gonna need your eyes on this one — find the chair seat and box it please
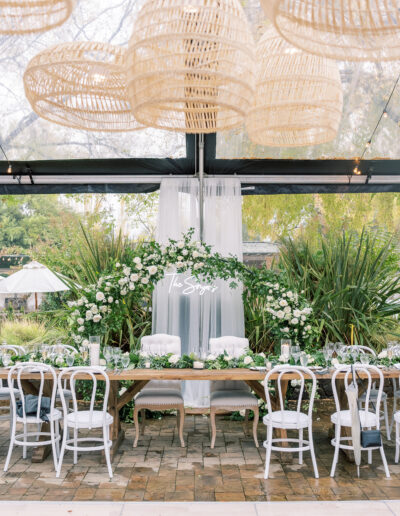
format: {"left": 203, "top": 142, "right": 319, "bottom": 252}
{"left": 331, "top": 409, "right": 377, "bottom": 427}
{"left": 66, "top": 410, "right": 113, "bottom": 428}
{"left": 263, "top": 410, "right": 309, "bottom": 429}
{"left": 210, "top": 390, "right": 258, "bottom": 408}
{"left": 16, "top": 408, "right": 62, "bottom": 424}
{"left": 135, "top": 389, "right": 184, "bottom": 406}
{"left": 359, "top": 389, "right": 387, "bottom": 401}
{"left": 0, "top": 387, "right": 20, "bottom": 398}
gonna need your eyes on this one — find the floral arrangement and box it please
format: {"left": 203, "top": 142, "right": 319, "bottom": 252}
{"left": 66, "top": 230, "right": 317, "bottom": 350}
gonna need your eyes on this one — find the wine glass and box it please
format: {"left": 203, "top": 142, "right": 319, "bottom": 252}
{"left": 291, "top": 345, "right": 301, "bottom": 364}
{"left": 360, "top": 354, "right": 370, "bottom": 366}
{"left": 66, "top": 353, "right": 74, "bottom": 367}
{"left": 300, "top": 352, "right": 309, "bottom": 367}
{"left": 2, "top": 353, "right": 11, "bottom": 367}
{"left": 121, "top": 354, "right": 130, "bottom": 369}
{"left": 323, "top": 347, "right": 330, "bottom": 366}
{"left": 81, "top": 345, "right": 89, "bottom": 364}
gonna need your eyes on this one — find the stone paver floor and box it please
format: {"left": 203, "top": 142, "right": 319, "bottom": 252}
{"left": 0, "top": 400, "right": 399, "bottom": 502}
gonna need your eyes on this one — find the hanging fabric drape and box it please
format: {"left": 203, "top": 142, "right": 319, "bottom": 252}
{"left": 152, "top": 177, "right": 244, "bottom": 407}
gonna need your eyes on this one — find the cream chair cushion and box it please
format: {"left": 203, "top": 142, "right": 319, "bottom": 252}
{"left": 209, "top": 336, "right": 250, "bottom": 393}
{"left": 140, "top": 334, "right": 182, "bottom": 392}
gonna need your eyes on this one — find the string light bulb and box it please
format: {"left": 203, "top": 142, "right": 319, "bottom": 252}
{"left": 366, "top": 141, "right": 371, "bottom": 148}
{"left": 383, "top": 111, "right": 388, "bottom": 118}
{"left": 6, "top": 164, "right": 11, "bottom": 174}
{"left": 353, "top": 166, "right": 361, "bottom": 175}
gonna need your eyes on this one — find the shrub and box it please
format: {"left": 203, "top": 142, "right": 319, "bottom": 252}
{"left": 0, "top": 317, "right": 64, "bottom": 349}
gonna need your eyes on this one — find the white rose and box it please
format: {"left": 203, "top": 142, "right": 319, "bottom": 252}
{"left": 177, "top": 241, "right": 184, "bottom": 249}
{"left": 82, "top": 339, "right": 89, "bottom": 346}
{"left": 130, "top": 273, "right": 139, "bottom": 282}
{"left": 307, "top": 355, "right": 315, "bottom": 364}
{"left": 279, "top": 355, "right": 288, "bottom": 363}
{"left": 56, "top": 357, "right": 64, "bottom": 366}
{"left": 78, "top": 326, "right": 85, "bottom": 332}
{"left": 276, "top": 310, "right": 285, "bottom": 319}
{"left": 282, "top": 327, "right": 289, "bottom": 333}
{"left": 148, "top": 265, "right": 158, "bottom": 275}
{"left": 139, "top": 350, "right": 149, "bottom": 358}
{"left": 177, "top": 256, "right": 183, "bottom": 261}
{"left": 293, "top": 310, "right": 301, "bottom": 318}
{"left": 207, "top": 353, "right": 216, "bottom": 361}
{"left": 100, "top": 305, "right": 108, "bottom": 313}
{"left": 224, "top": 355, "right": 232, "bottom": 362}
{"left": 168, "top": 354, "right": 180, "bottom": 365}
{"left": 284, "top": 306, "right": 291, "bottom": 314}
{"left": 243, "top": 356, "right": 253, "bottom": 365}
{"left": 77, "top": 317, "right": 84, "bottom": 325}
{"left": 77, "top": 298, "right": 84, "bottom": 306}
{"left": 116, "top": 262, "right": 120, "bottom": 267}
{"left": 118, "top": 278, "right": 127, "bottom": 286}
{"left": 176, "top": 262, "right": 184, "bottom": 269}
{"left": 91, "top": 305, "right": 98, "bottom": 314}
{"left": 133, "top": 257, "right": 141, "bottom": 264}
{"left": 279, "top": 300, "right": 288, "bottom": 307}
{"left": 378, "top": 349, "right": 388, "bottom": 359}
{"left": 108, "top": 296, "right": 113, "bottom": 303}
{"left": 291, "top": 318, "right": 299, "bottom": 325}
{"left": 93, "top": 314, "right": 102, "bottom": 323}
{"left": 141, "top": 278, "right": 149, "bottom": 285}
{"left": 129, "top": 283, "right": 135, "bottom": 290}
{"left": 192, "top": 251, "right": 199, "bottom": 258}
{"left": 332, "top": 358, "right": 339, "bottom": 366}
{"left": 120, "top": 289, "right": 127, "bottom": 295}
{"left": 194, "top": 262, "right": 203, "bottom": 270}
{"left": 258, "top": 352, "right": 266, "bottom": 358}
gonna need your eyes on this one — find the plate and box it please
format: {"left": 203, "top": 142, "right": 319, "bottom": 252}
{"left": 309, "top": 366, "right": 323, "bottom": 370}
{"left": 250, "top": 366, "right": 267, "bottom": 371}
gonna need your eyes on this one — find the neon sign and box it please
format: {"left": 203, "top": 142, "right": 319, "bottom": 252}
{"left": 165, "top": 273, "right": 218, "bottom": 296}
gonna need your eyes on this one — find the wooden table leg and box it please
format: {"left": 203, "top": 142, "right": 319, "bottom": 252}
{"left": 102, "top": 379, "right": 149, "bottom": 463}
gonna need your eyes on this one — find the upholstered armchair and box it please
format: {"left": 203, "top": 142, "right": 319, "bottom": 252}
{"left": 209, "top": 336, "right": 259, "bottom": 448}
{"left": 133, "top": 334, "right": 185, "bottom": 447}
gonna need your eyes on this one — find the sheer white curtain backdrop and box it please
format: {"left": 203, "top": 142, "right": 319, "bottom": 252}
{"left": 152, "top": 177, "right": 244, "bottom": 407}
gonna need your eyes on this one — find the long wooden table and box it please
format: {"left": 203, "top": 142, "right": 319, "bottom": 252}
{"left": 1, "top": 367, "right": 399, "bottom": 462}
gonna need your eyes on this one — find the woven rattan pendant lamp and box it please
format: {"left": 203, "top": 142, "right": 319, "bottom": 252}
{"left": 246, "top": 27, "right": 343, "bottom": 147}
{"left": 0, "top": 0, "right": 75, "bottom": 35}
{"left": 24, "top": 41, "right": 143, "bottom": 132}
{"left": 126, "top": 0, "right": 255, "bottom": 133}
{"left": 261, "top": 0, "right": 400, "bottom": 61}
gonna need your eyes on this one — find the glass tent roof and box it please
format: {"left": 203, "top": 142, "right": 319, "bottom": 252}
{"left": 0, "top": 0, "right": 400, "bottom": 162}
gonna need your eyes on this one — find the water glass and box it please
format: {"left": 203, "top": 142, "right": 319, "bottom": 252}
{"left": 300, "top": 352, "right": 308, "bottom": 367}
{"left": 323, "top": 348, "right": 330, "bottom": 365}
{"left": 360, "top": 354, "right": 370, "bottom": 365}
{"left": 2, "top": 353, "right": 11, "bottom": 367}
{"left": 66, "top": 353, "right": 74, "bottom": 367}
{"left": 121, "top": 355, "right": 130, "bottom": 369}
{"left": 292, "top": 345, "right": 301, "bottom": 364}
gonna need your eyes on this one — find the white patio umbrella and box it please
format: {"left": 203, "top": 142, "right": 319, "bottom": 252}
{"left": 0, "top": 261, "right": 69, "bottom": 309}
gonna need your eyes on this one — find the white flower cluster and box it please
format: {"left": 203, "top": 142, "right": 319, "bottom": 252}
{"left": 264, "top": 282, "right": 313, "bottom": 343}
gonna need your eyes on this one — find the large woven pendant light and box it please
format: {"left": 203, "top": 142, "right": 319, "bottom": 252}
{"left": 0, "top": 0, "right": 75, "bottom": 35}
{"left": 24, "top": 42, "right": 143, "bottom": 132}
{"left": 246, "top": 27, "right": 343, "bottom": 147}
{"left": 261, "top": 0, "right": 400, "bottom": 61}
{"left": 126, "top": 0, "right": 255, "bottom": 133}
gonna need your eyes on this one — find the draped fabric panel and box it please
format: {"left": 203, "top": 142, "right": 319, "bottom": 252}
{"left": 152, "top": 177, "right": 244, "bottom": 407}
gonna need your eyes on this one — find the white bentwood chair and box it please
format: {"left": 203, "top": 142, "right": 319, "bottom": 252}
{"left": 133, "top": 334, "right": 185, "bottom": 448}
{"left": 263, "top": 365, "right": 319, "bottom": 479}
{"left": 341, "top": 344, "right": 390, "bottom": 439}
{"left": 56, "top": 366, "right": 114, "bottom": 479}
{"left": 50, "top": 343, "right": 78, "bottom": 410}
{"left": 0, "top": 345, "right": 24, "bottom": 423}
{"left": 4, "top": 362, "right": 61, "bottom": 472}
{"left": 330, "top": 364, "right": 390, "bottom": 478}
{"left": 209, "top": 336, "right": 259, "bottom": 448}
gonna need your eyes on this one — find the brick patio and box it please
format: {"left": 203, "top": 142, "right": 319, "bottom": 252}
{"left": 0, "top": 399, "right": 399, "bottom": 502}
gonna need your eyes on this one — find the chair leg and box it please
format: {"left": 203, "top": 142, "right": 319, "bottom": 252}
{"left": 210, "top": 408, "right": 217, "bottom": 449}
{"left": 384, "top": 399, "right": 390, "bottom": 440}
{"left": 56, "top": 423, "right": 67, "bottom": 478}
{"left": 178, "top": 405, "right": 185, "bottom": 447}
{"left": 379, "top": 445, "right": 390, "bottom": 478}
{"left": 330, "top": 424, "right": 340, "bottom": 478}
{"left": 141, "top": 409, "right": 146, "bottom": 435}
{"left": 252, "top": 407, "right": 259, "bottom": 448}
{"left": 368, "top": 448, "right": 372, "bottom": 464}
{"left": 264, "top": 424, "right": 273, "bottom": 479}
{"left": 396, "top": 421, "right": 400, "bottom": 463}
{"left": 50, "top": 420, "right": 58, "bottom": 471}
{"left": 73, "top": 427, "right": 78, "bottom": 464}
{"left": 308, "top": 425, "right": 319, "bottom": 479}
{"left": 4, "top": 419, "right": 16, "bottom": 472}
{"left": 23, "top": 423, "right": 27, "bottom": 459}
{"left": 133, "top": 406, "right": 140, "bottom": 448}
{"left": 103, "top": 424, "right": 113, "bottom": 479}
{"left": 244, "top": 409, "right": 249, "bottom": 435}
{"left": 299, "top": 428, "right": 303, "bottom": 464}
{"left": 390, "top": 397, "right": 397, "bottom": 435}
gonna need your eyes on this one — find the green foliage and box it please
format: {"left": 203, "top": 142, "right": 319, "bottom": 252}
{"left": 0, "top": 317, "right": 64, "bottom": 349}
{"left": 279, "top": 227, "right": 400, "bottom": 350}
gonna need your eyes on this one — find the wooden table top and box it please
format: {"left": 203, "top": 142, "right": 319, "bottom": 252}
{"left": 0, "top": 366, "right": 399, "bottom": 382}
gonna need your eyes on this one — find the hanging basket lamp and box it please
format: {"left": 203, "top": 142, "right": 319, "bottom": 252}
{"left": 261, "top": 0, "right": 400, "bottom": 62}
{"left": 0, "top": 0, "right": 75, "bottom": 35}
{"left": 246, "top": 27, "right": 343, "bottom": 147}
{"left": 126, "top": 0, "right": 255, "bottom": 134}
{"left": 24, "top": 41, "right": 144, "bottom": 132}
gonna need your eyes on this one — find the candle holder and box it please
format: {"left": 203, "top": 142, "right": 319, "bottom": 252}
{"left": 280, "top": 339, "right": 292, "bottom": 360}
{"left": 89, "top": 336, "right": 101, "bottom": 366}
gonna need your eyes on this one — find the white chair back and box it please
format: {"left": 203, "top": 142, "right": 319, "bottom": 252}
{"left": 8, "top": 362, "right": 57, "bottom": 424}
{"left": 264, "top": 365, "right": 317, "bottom": 426}
{"left": 0, "top": 345, "right": 24, "bottom": 388}
{"left": 50, "top": 344, "right": 78, "bottom": 355}
{"left": 58, "top": 366, "right": 110, "bottom": 430}
{"left": 209, "top": 336, "right": 249, "bottom": 392}
{"left": 141, "top": 334, "right": 181, "bottom": 391}
{"left": 331, "top": 364, "right": 383, "bottom": 428}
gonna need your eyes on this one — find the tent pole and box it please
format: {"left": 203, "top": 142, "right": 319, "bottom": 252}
{"left": 198, "top": 134, "right": 205, "bottom": 241}
{"left": 35, "top": 292, "right": 38, "bottom": 311}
